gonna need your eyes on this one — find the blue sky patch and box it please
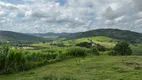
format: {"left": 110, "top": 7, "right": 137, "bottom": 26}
{"left": 56, "top": 0, "right": 67, "bottom": 5}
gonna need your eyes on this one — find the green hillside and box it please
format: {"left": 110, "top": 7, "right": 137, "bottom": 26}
{"left": 30, "top": 33, "right": 70, "bottom": 40}
{"left": 64, "top": 29, "right": 142, "bottom": 43}
{"left": 51, "top": 36, "right": 116, "bottom": 48}
{"left": 0, "top": 31, "right": 44, "bottom": 42}
{"left": 27, "top": 29, "right": 142, "bottom": 43}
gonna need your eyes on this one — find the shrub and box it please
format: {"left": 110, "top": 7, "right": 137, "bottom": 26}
{"left": 56, "top": 53, "right": 66, "bottom": 61}
{"left": 66, "top": 47, "right": 87, "bottom": 57}
{"left": 76, "top": 42, "right": 92, "bottom": 48}
{"left": 90, "top": 48, "right": 100, "bottom": 55}
{"left": 111, "top": 42, "right": 132, "bottom": 56}
{"left": 95, "top": 44, "right": 106, "bottom": 51}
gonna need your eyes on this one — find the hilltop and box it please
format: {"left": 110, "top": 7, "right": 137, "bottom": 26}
{"left": 0, "top": 31, "right": 44, "bottom": 42}
{"left": 1, "top": 29, "right": 142, "bottom": 44}
{"left": 31, "top": 29, "right": 142, "bottom": 43}
{"left": 64, "top": 29, "right": 142, "bottom": 43}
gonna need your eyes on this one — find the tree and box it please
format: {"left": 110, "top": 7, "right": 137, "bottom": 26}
{"left": 76, "top": 42, "right": 92, "bottom": 48}
{"left": 112, "top": 42, "right": 132, "bottom": 56}
{"left": 95, "top": 44, "right": 106, "bottom": 51}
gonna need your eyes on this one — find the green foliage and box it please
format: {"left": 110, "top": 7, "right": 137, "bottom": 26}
{"left": 95, "top": 44, "right": 106, "bottom": 51}
{"left": 90, "top": 48, "right": 100, "bottom": 55}
{"left": 111, "top": 42, "right": 132, "bottom": 56}
{"left": 103, "top": 50, "right": 113, "bottom": 56}
{"left": 76, "top": 42, "right": 92, "bottom": 48}
{"left": 66, "top": 47, "right": 88, "bottom": 57}
{"left": 130, "top": 44, "right": 142, "bottom": 55}
{"left": 1, "top": 56, "right": 142, "bottom": 80}
{"left": 0, "top": 45, "right": 65, "bottom": 74}
{"left": 1, "top": 44, "right": 9, "bottom": 54}
{"left": 0, "top": 45, "right": 10, "bottom": 72}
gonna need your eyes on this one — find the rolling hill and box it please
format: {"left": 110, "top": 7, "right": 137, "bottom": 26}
{"left": 63, "top": 29, "right": 142, "bottom": 43}
{"left": 1, "top": 29, "right": 142, "bottom": 43}
{"left": 0, "top": 31, "right": 44, "bottom": 42}
{"left": 30, "top": 32, "right": 70, "bottom": 40}
{"left": 30, "top": 29, "right": 142, "bottom": 43}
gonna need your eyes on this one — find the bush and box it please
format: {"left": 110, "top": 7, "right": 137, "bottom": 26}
{"left": 66, "top": 47, "right": 87, "bottom": 57}
{"left": 95, "top": 44, "right": 106, "bottom": 51}
{"left": 56, "top": 53, "right": 66, "bottom": 61}
{"left": 76, "top": 42, "right": 92, "bottom": 48}
{"left": 90, "top": 48, "right": 100, "bottom": 55}
{"left": 111, "top": 42, "right": 132, "bottom": 56}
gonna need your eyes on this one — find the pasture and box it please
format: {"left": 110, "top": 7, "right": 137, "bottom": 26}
{"left": 0, "top": 56, "right": 141, "bottom": 80}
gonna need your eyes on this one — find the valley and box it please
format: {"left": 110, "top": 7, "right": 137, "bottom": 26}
{"left": 0, "top": 29, "right": 142, "bottom": 80}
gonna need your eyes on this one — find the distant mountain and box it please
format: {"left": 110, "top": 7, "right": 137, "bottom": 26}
{"left": 32, "top": 32, "right": 70, "bottom": 37}
{"left": 63, "top": 29, "right": 142, "bottom": 43}
{"left": 0, "top": 31, "right": 44, "bottom": 42}
{"left": 30, "top": 32, "right": 70, "bottom": 40}
{"left": 5, "top": 29, "right": 141, "bottom": 43}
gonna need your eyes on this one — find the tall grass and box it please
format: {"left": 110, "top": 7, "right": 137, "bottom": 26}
{"left": 0, "top": 45, "right": 63, "bottom": 74}
{"left": 0, "top": 45, "right": 101, "bottom": 74}
{"left": 66, "top": 47, "right": 88, "bottom": 57}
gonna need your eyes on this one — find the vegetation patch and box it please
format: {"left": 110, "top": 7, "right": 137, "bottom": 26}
{"left": 66, "top": 47, "right": 88, "bottom": 57}
{"left": 110, "top": 42, "right": 132, "bottom": 56}
{"left": 121, "top": 59, "right": 142, "bottom": 70}
{"left": 41, "top": 75, "right": 77, "bottom": 80}
{"left": 0, "top": 45, "right": 66, "bottom": 74}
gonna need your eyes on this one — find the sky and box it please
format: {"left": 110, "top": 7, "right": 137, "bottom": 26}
{"left": 0, "top": 0, "right": 142, "bottom": 33}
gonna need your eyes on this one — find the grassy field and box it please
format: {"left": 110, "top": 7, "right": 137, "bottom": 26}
{"left": 30, "top": 36, "right": 142, "bottom": 55}
{"left": 0, "top": 56, "right": 141, "bottom": 80}
{"left": 131, "top": 44, "right": 142, "bottom": 55}
{"left": 31, "top": 36, "right": 116, "bottom": 48}
{"left": 1, "top": 36, "right": 140, "bottom": 80}
{"left": 62, "top": 36, "right": 116, "bottom": 47}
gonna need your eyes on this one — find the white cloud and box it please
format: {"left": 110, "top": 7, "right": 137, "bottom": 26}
{"left": 135, "top": 19, "right": 142, "bottom": 25}
{"left": 0, "top": 11, "right": 5, "bottom": 16}
{"left": 0, "top": 2, "right": 19, "bottom": 11}
{"left": 101, "top": 6, "right": 121, "bottom": 20}
{"left": 0, "top": 0, "right": 142, "bottom": 33}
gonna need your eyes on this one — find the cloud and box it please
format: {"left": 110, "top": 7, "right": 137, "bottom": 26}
{"left": 0, "top": 0, "right": 142, "bottom": 33}
{"left": 0, "top": 2, "right": 19, "bottom": 11}
{"left": 0, "top": 11, "right": 6, "bottom": 16}
{"left": 101, "top": 6, "right": 121, "bottom": 20}
{"left": 133, "top": 0, "right": 142, "bottom": 11}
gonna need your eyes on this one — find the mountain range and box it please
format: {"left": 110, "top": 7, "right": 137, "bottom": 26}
{"left": 0, "top": 29, "right": 142, "bottom": 43}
